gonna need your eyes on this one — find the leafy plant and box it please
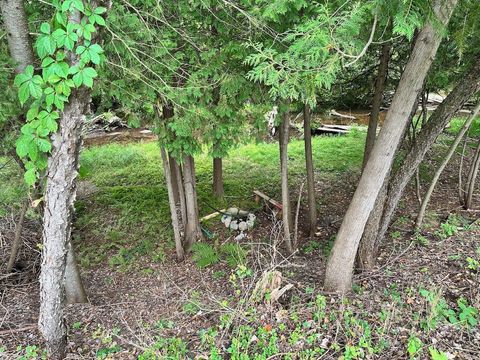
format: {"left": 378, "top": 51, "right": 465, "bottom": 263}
{"left": 466, "top": 257, "right": 479, "bottom": 271}
{"left": 407, "top": 335, "right": 423, "bottom": 358}
{"left": 220, "top": 243, "right": 247, "bottom": 268}
{"left": 191, "top": 243, "right": 220, "bottom": 268}
{"left": 14, "top": 0, "right": 106, "bottom": 185}
{"left": 429, "top": 347, "right": 448, "bottom": 360}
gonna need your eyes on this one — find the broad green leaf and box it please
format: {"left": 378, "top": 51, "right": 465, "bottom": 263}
{"left": 24, "top": 168, "right": 37, "bottom": 186}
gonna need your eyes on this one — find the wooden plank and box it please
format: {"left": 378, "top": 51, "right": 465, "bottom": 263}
{"left": 322, "top": 124, "right": 352, "bottom": 131}
{"left": 313, "top": 127, "right": 348, "bottom": 135}
{"left": 253, "top": 190, "right": 283, "bottom": 210}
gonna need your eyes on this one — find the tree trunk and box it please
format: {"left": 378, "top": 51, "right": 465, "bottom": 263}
{"left": 458, "top": 135, "right": 468, "bottom": 205}
{"left": 465, "top": 138, "right": 480, "bottom": 209}
{"left": 363, "top": 39, "right": 391, "bottom": 169}
{"left": 0, "top": 0, "right": 34, "bottom": 72}
{"left": 6, "top": 199, "right": 28, "bottom": 273}
{"left": 213, "top": 157, "right": 224, "bottom": 197}
{"left": 168, "top": 153, "right": 179, "bottom": 204}
{"left": 324, "top": 0, "right": 457, "bottom": 293}
{"left": 375, "top": 56, "right": 480, "bottom": 245}
{"left": 39, "top": 89, "right": 89, "bottom": 360}
{"left": 303, "top": 104, "right": 317, "bottom": 238}
{"left": 161, "top": 147, "right": 185, "bottom": 260}
{"left": 172, "top": 158, "right": 187, "bottom": 227}
{"left": 183, "top": 155, "right": 202, "bottom": 250}
{"left": 65, "top": 241, "right": 88, "bottom": 304}
{"left": 279, "top": 109, "right": 293, "bottom": 253}
{"left": 356, "top": 181, "right": 387, "bottom": 270}
{"left": 416, "top": 102, "right": 480, "bottom": 227}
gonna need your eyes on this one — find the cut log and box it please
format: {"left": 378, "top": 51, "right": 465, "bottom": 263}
{"left": 330, "top": 110, "right": 357, "bottom": 120}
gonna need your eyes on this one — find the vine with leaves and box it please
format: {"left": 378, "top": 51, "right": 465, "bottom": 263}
{"left": 14, "top": 0, "right": 106, "bottom": 186}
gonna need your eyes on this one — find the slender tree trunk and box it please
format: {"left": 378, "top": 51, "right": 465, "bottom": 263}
{"left": 458, "top": 135, "right": 468, "bottom": 205}
{"left": 0, "top": 0, "right": 34, "bottom": 72}
{"left": 161, "top": 147, "right": 185, "bottom": 260}
{"left": 173, "top": 158, "right": 187, "bottom": 227}
{"left": 168, "top": 153, "right": 179, "bottom": 204}
{"left": 324, "top": 0, "right": 457, "bottom": 293}
{"left": 183, "top": 155, "right": 202, "bottom": 250}
{"left": 39, "top": 89, "right": 90, "bottom": 359}
{"left": 465, "top": 138, "right": 480, "bottom": 209}
{"left": 375, "top": 57, "right": 480, "bottom": 246}
{"left": 65, "top": 241, "right": 88, "bottom": 304}
{"left": 6, "top": 199, "right": 28, "bottom": 273}
{"left": 363, "top": 39, "right": 391, "bottom": 169}
{"left": 416, "top": 102, "right": 480, "bottom": 227}
{"left": 213, "top": 157, "right": 224, "bottom": 197}
{"left": 303, "top": 104, "right": 317, "bottom": 238}
{"left": 279, "top": 109, "right": 293, "bottom": 253}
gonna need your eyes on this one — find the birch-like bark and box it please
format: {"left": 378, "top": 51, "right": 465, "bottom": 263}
{"left": 0, "top": 0, "right": 34, "bottom": 72}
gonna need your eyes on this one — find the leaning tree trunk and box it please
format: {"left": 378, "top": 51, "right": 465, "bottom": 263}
{"left": 363, "top": 39, "right": 391, "bottom": 169}
{"left": 279, "top": 109, "right": 293, "bottom": 253}
{"left": 303, "top": 104, "right": 317, "bottom": 238}
{"left": 324, "top": 0, "right": 457, "bottom": 293}
{"left": 0, "top": 0, "right": 34, "bottom": 72}
{"left": 6, "top": 199, "right": 28, "bottom": 273}
{"left": 39, "top": 89, "right": 90, "bottom": 359}
{"left": 161, "top": 147, "right": 185, "bottom": 260}
{"left": 2, "top": 0, "right": 34, "bottom": 274}
{"left": 64, "top": 241, "right": 88, "bottom": 303}
{"left": 183, "top": 155, "right": 202, "bottom": 250}
{"left": 465, "top": 138, "right": 480, "bottom": 209}
{"left": 374, "top": 56, "right": 480, "bottom": 245}
{"left": 213, "top": 156, "right": 224, "bottom": 197}
{"left": 416, "top": 102, "right": 480, "bottom": 228}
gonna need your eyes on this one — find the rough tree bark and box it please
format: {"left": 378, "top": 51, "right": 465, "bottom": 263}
{"left": 375, "top": 57, "right": 480, "bottom": 245}
{"left": 465, "top": 138, "right": 480, "bottom": 209}
{"left": 416, "top": 102, "right": 480, "bottom": 228}
{"left": 183, "top": 155, "right": 202, "bottom": 250}
{"left": 303, "top": 104, "right": 317, "bottom": 238}
{"left": 279, "top": 109, "right": 293, "bottom": 253}
{"left": 324, "top": 0, "right": 457, "bottom": 293}
{"left": 213, "top": 156, "right": 224, "bottom": 197}
{"left": 161, "top": 147, "right": 185, "bottom": 260}
{"left": 0, "top": 0, "right": 34, "bottom": 72}
{"left": 362, "top": 39, "right": 391, "bottom": 169}
{"left": 168, "top": 153, "right": 179, "bottom": 204}
{"left": 39, "top": 89, "right": 90, "bottom": 359}
{"left": 172, "top": 158, "right": 187, "bottom": 227}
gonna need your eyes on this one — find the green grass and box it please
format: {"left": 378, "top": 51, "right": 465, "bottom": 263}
{"left": 446, "top": 116, "right": 480, "bottom": 138}
{"left": 0, "top": 131, "right": 365, "bottom": 266}
{"left": 0, "top": 157, "right": 26, "bottom": 217}
{"left": 75, "top": 131, "right": 365, "bottom": 261}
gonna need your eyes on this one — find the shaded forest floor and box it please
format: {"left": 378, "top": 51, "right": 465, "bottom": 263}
{"left": 1, "top": 126, "right": 480, "bottom": 359}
